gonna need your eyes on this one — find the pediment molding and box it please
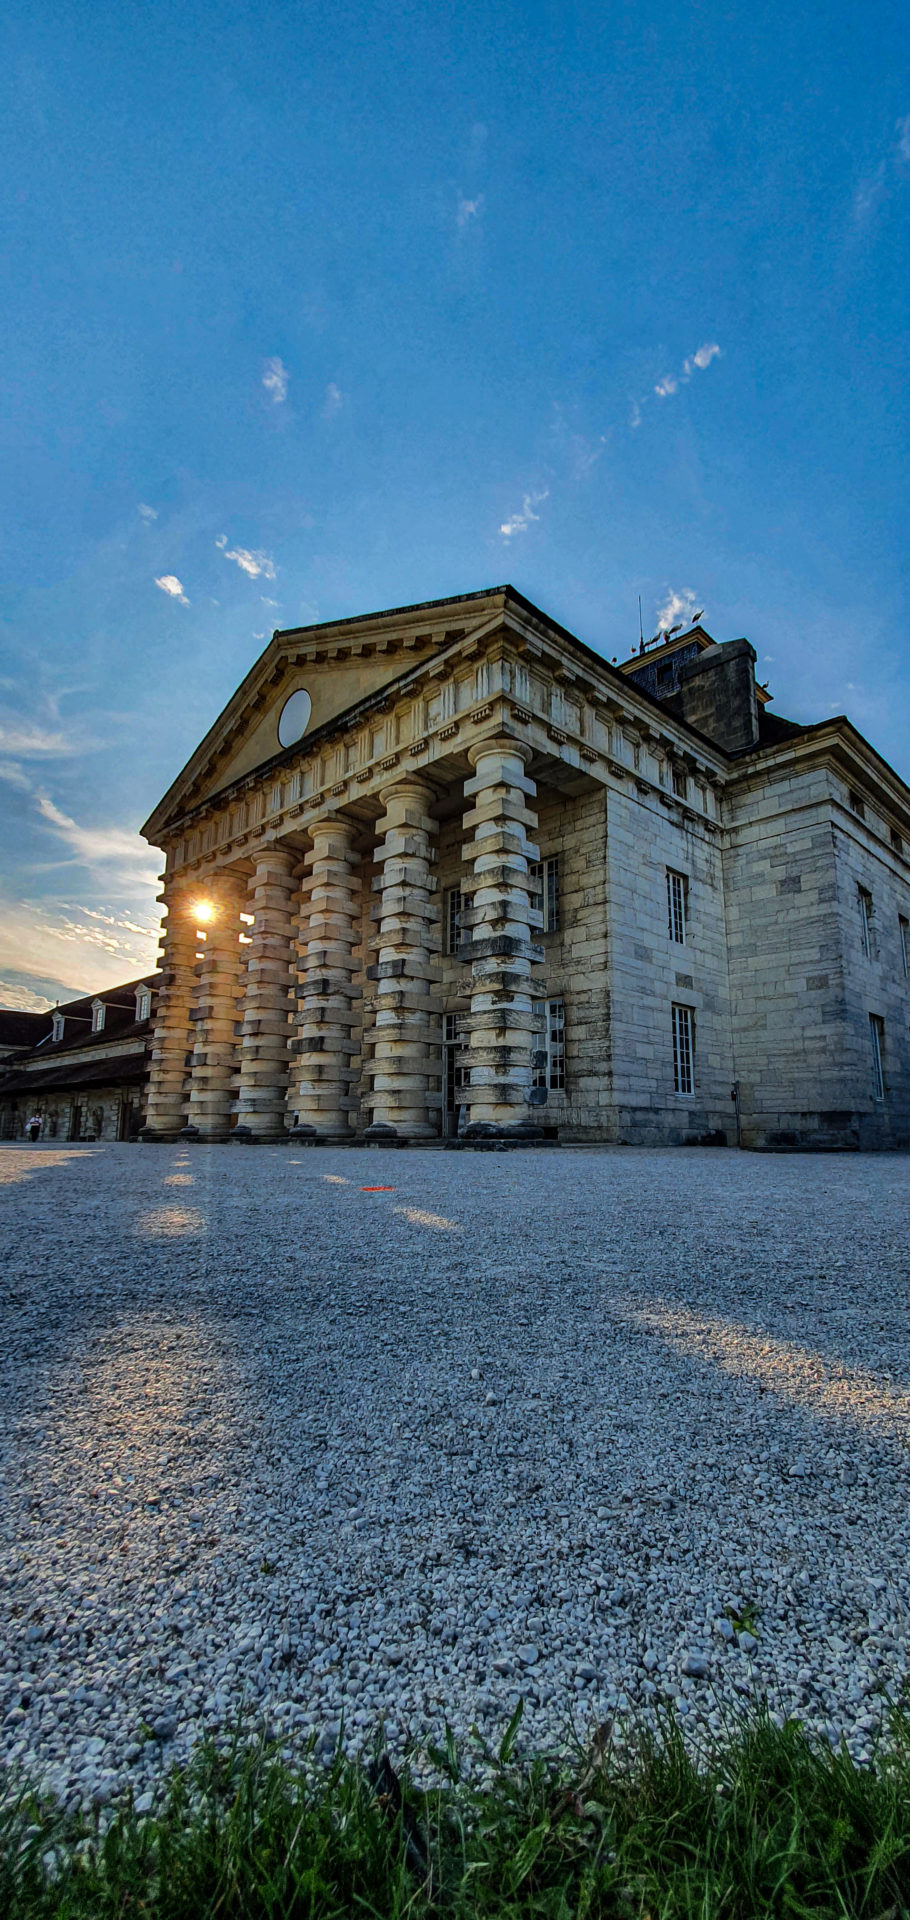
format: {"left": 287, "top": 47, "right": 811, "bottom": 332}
{"left": 142, "top": 592, "right": 511, "bottom": 842}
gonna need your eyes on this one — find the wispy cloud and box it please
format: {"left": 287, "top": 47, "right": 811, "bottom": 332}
{"left": 261, "top": 596, "right": 279, "bottom": 607}
{"left": 457, "top": 194, "right": 484, "bottom": 226}
{"left": 550, "top": 403, "right": 607, "bottom": 479}
{"left": 137, "top": 502, "right": 158, "bottom": 523}
{"left": 655, "top": 342, "right": 720, "bottom": 399}
{"left": 0, "top": 760, "right": 32, "bottom": 790}
{"left": 499, "top": 489, "right": 548, "bottom": 539}
{"left": 215, "top": 537, "right": 277, "bottom": 582}
{"left": 852, "top": 162, "right": 888, "bottom": 227}
{"left": 683, "top": 342, "right": 721, "bottom": 376}
{"left": 629, "top": 400, "right": 642, "bottom": 430}
{"left": 0, "top": 975, "right": 53, "bottom": 1013}
{"left": 852, "top": 116, "right": 910, "bottom": 229}
{"left": 655, "top": 587, "right": 703, "bottom": 632}
{"left": 262, "top": 356, "right": 289, "bottom": 404}
{"left": 322, "top": 382, "right": 343, "bottom": 420}
{"left": 0, "top": 891, "right": 160, "bottom": 999}
{"left": 0, "top": 723, "right": 74, "bottom": 758}
{"left": 34, "top": 791, "right": 161, "bottom": 883}
{"left": 155, "top": 574, "right": 189, "bottom": 604}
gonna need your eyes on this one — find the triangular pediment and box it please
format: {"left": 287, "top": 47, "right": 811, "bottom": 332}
{"left": 142, "top": 589, "right": 510, "bottom": 841}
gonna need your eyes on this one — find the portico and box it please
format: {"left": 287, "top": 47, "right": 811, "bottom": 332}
{"left": 145, "top": 736, "right": 553, "bottom": 1145}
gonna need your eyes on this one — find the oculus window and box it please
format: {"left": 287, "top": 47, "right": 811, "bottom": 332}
{"left": 277, "top": 688, "right": 312, "bottom": 748}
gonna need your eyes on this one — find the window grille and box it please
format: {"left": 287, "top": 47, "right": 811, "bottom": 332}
{"left": 92, "top": 1003, "right": 106, "bottom": 1034}
{"left": 532, "top": 998, "right": 566, "bottom": 1091}
{"left": 445, "top": 887, "right": 463, "bottom": 956}
{"left": 672, "top": 1003, "right": 694, "bottom": 1096}
{"left": 869, "top": 1014, "right": 885, "bottom": 1101}
{"left": 859, "top": 887, "right": 873, "bottom": 958}
{"left": 529, "top": 856, "right": 560, "bottom": 932}
{"left": 667, "top": 869, "right": 687, "bottom": 945}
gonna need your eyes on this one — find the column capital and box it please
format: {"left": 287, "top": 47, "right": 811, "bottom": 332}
{"left": 467, "top": 735, "right": 534, "bottom": 772}
{"left": 308, "top": 813, "right": 360, "bottom": 845}
{"left": 251, "top": 841, "right": 299, "bottom": 877}
{"left": 377, "top": 776, "right": 436, "bottom": 811}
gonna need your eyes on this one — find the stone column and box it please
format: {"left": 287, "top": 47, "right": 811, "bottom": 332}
{"left": 364, "top": 779, "right": 440, "bottom": 1142}
{"left": 184, "top": 871, "right": 247, "bottom": 1141}
{"left": 461, "top": 737, "right": 543, "bottom": 1138}
{"left": 141, "top": 880, "right": 198, "bottom": 1141}
{"left": 289, "top": 817, "right": 361, "bottom": 1143}
{"left": 234, "top": 845, "right": 297, "bottom": 1141}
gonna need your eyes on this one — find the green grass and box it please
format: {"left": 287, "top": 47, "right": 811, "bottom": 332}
{"left": 2, "top": 1703, "right": 910, "bottom": 1918}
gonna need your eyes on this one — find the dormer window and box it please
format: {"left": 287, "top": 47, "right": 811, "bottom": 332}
{"left": 136, "top": 987, "right": 152, "bottom": 1023}
{"left": 52, "top": 1012, "right": 65, "bottom": 1043}
{"left": 91, "top": 1000, "right": 106, "bottom": 1034}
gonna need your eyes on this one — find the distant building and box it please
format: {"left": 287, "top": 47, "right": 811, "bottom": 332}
{"left": 0, "top": 976, "right": 159, "bottom": 1141}
{"left": 123, "top": 585, "right": 910, "bottom": 1151}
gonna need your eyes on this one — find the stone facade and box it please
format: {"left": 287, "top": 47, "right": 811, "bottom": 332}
{"left": 133, "top": 587, "right": 910, "bottom": 1150}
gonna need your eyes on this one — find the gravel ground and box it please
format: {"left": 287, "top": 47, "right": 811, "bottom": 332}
{"left": 1, "top": 1140, "right": 909, "bottom": 1810}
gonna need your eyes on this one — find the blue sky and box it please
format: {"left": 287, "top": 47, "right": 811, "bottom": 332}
{"left": 2, "top": 0, "right": 908, "bottom": 1006}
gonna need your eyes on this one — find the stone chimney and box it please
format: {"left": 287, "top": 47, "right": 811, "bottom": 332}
{"left": 664, "top": 638, "right": 759, "bottom": 754}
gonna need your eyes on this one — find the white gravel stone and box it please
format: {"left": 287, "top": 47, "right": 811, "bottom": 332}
{"left": 0, "top": 1141, "right": 909, "bottom": 1803}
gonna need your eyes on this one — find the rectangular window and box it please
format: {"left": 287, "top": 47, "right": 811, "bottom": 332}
{"left": 900, "top": 916, "right": 909, "bottom": 979}
{"left": 672, "top": 1003, "right": 695, "bottom": 1096}
{"left": 849, "top": 788, "right": 866, "bottom": 819}
{"left": 529, "top": 855, "right": 560, "bottom": 932}
{"left": 672, "top": 765, "right": 688, "bottom": 800}
{"left": 532, "top": 998, "right": 566, "bottom": 1091}
{"left": 444, "top": 886, "right": 463, "bottom": 956}
{"left": 667, "top": 869, "right": 688, "bottom": 945}
{"left": 891, "top": 827, "right": 903, "bottom": 855}
{"left": 92, "top": 1004, "right": 106, "bottom": 1034}
{"left": 869, "top": 1014, "right": 885, "bottom": 1101}
{"left": 858, "top": 887, "right": 873, "bottom": 958}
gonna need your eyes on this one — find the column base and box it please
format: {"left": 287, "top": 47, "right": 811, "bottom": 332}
{"left": 460, "top": 1120, "right": 549, "bottom": 1149}
{"left": 361, "top": 1122, "right": 412, "bottom": 1148}
{"left": 139, "top": 1127, "right": 185, "bottom": 1144}
{"left": 231, "top": 1127, "right": 291, "bottom": 1145}
{"left": 179, "top": 1125, "right": 231, "bottom": 1143}
{"left": 289, "top": 1125, "right": 356, "bottom": 1146}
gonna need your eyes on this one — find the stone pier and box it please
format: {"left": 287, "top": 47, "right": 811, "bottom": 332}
{"left": 184, "top": 872, "right": 247, "bottom": 1141}
{"left": 365, "top": 780, "right": 440, "bottom": 1142}
{"left": 141, "top": 881, "right": 199, "bottom": 1140}
{"left": 289, "top": 817, "right": 361, "bottom": 1143}
{"left": 234, "top": 845, "right": 298, "bottom": 1141}
{"left": 461, "top": 737, "right": 543, "bottom": 1138}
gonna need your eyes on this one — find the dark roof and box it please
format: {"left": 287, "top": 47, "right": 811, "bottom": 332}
{"left": 0, "top": 1051, "right": 148, "bottom": 1097}
{"left": 37, "top": 975, "right": 160, "bottom": 1058}
{"left": 0, "top": 1010, "right": 53, "bottom": 1049}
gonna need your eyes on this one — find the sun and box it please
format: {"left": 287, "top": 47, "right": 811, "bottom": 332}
{"left": 192, "top": 900, "right": 216, "bottom": 924}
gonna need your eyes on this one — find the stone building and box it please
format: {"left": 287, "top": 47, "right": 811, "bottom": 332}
{"left": 138, "top": 586, "right": 910, "bottom": 1151}
{"left": 0, "top": 977, "right": 159, "bottom": 1141}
